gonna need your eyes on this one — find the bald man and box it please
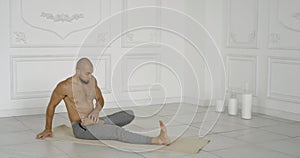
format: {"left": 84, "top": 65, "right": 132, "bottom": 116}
{"left": 36, "top": 58, "right": 170, "bottom": 145}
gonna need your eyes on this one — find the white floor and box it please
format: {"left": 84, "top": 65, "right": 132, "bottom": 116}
{"left": 1, "top": 103, "right": 300, "bottom": 158}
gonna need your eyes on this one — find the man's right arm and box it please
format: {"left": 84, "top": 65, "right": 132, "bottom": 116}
{"left": 36, "top": 82, "right": 66, "bottom": 139}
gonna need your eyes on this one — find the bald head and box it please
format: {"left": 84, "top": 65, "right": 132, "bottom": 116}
{"left": 75, "top": 58, "right": 94, "bottom": 84}
{"left": 76, "top": 58, "right": 93, "bottom": 70}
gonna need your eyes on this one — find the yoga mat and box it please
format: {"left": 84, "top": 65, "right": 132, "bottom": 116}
{"left": 45, "top": 124, "right": 210, "bottom": 154}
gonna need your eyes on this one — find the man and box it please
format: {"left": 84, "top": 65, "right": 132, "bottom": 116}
{"left": 36, "top": 58, "right": 170, "bottom": 145}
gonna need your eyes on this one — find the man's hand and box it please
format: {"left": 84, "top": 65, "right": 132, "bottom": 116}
{"left": 87, "top": 109, "right": 100, "bottom": 124}
{"left": 80, "top": 109, "right": 105, "bottom": 126}
{"left": 36, "top": 129, "right": 52, "bottom": 139}
{"left": 81, "top": 117, "right": 105, "bottom": 126}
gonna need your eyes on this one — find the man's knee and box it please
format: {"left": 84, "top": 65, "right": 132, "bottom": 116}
{"left": 124, "top": 110, "right": 135, "bottom": 121}
{"left": 125, "top": 109, "right": 134, "bottom": 116}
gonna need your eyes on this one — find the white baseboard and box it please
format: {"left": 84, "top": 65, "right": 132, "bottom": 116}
{"left": 0, "top": 97, "right": 182, "bottom": 117}
{"left": 182, "top": 96, "right": 208, "bottom": 106}
{"left": 185, "top": 97, "right": 300, "bottom": 122}
{"left": 253, "top": 106, "right": 300, "bottom": 122}
{"left": 0, "top": 105, "right": 67, "bottom": 117}
{"left": 103, "top": 97, "right": 182, "bottom": 109}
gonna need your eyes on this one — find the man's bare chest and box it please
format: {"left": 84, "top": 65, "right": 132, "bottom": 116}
{"left": 70, "top": 84, "right": 96, "bottom": 103}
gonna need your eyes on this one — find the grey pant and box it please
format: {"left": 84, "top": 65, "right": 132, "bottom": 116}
{"left": 72, "top": 110, "right": 152, "bottom": 144}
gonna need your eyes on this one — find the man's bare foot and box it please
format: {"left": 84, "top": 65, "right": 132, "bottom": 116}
{"left": 152, "top": 120, "right": 171, "bottom": 145}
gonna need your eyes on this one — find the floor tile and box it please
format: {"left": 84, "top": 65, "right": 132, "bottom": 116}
{"left": 15, "top": 114, "right": 70, "bottom": 133}
{"left": 175, "top": 112, "right": 206, "bottom": 125}
{"left": 218, "top": 114, "right": 281, "bottom": 128}
{"left": 0, "top": 130, "right": 36, "bottom": 146}
{"left": 259, "top": 114, "right": 297, "bottom": 124}
{"left": 182, "top": 151, "right": 221, "bottom": 158}
{"left": 213, "top": 144, "right": 296, "bottom": 158}
{"left": 0, "top": 150, "right": 38, "bottom": 158}
{"left": 294, "top": 136, "right": 300, "bottom": 142}
{"left": 0, "top": 117, "right": 30, "bottom": 133}
{"left": 202, "top": 134, "right": 248, "bottom": 152}
{"left": 0, "top": 141, "right": 68, "bottom": 158}
{"left": 51, "top": 141, "right": 106, "bottom": 154}
{"left": 256, "top": 138, "right": 300, "bottom": 157}
{"left": 258, "top": 123, "right": 300, "bottom": 137}
{"left": 291, "top": 121, "right": 300, "bottom": 126}
{"left": 1, "top": 104, "right": 300, "bottom": 158}
{"left": 72, "top": 149, "right": 143, "bottom": 158}
{"left": 141, "top": 150, "right": 189, "bottom": 158}
{"left": 133, "top": 104, "right": 175, "bottom": 117}
{"left": 201, "top": 120, "right": 250, "bottom": 134}
{"left": 180, "top": 125, "right": 202, "bottom": 137}
{"left": 220, "top": 128, "right": 290, "bottom": 143}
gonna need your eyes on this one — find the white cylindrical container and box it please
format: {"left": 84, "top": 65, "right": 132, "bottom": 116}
{"left": 228, "top": 98, "right": 237, "bottom": 115}
{"left": 242, "top": 94, "right": 252, "bottom": 119}
{"left": 216, "top": 100, "right": 224, "bottom": 112}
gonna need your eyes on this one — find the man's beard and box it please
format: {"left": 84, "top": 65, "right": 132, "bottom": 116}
{"left": 79, "top": 77, "right": 89, "bottom": 84}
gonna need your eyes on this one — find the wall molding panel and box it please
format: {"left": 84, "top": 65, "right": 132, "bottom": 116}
{"left": 93, "top": 55, "right": 112, "bottom": 94}
{"left": 269, "top": 0, "right": 300, "bottom": 49}
{"left": 121, "top": 53, "right": 161, "bottom": 92}
{"left": 10, "top": 0, "right": 111, "bottom": 47}
{"left": 11, "top": 55, "right": 111, "bottom": 99}
{"left": 267, "top": 57, "right": 300, "bottom": 103}
{"left": 226, "top": 0, "right": 258, "bottom": 48}
{"left": 121, "top": 0, "right": 161, "bottom": 48}
{"left": 226, "top": 55, "right": 258, "bottom": 96}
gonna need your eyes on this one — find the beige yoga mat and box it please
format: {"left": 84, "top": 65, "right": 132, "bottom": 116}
{"left": 45, "top": 124, "right": 209, "bottom": 154}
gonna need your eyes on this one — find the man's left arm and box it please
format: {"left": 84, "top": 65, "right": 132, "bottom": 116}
{"left": 87, "top": 79, "right": 104, "bottom": 123}
{"left": 94, "top": 83, "right": 104, "bottom": 112}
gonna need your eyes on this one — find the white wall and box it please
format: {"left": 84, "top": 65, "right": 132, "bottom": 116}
{"left": 183, "top": 0, "right": 300, "bottom": 121}
{"left": 1, "top": 0, "right": 299, "bottom": 121}
{"left": 204, "top": 0, "right": 300, "bottom": 121}
{"left": 0, "top": 0, "right": 188, "bottom": 117}
{"left": 182, "top": 0, "right": 207, "bottom": 104}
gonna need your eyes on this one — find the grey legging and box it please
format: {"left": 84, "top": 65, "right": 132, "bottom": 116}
{"left": 72, "top": 110, "right": 152, "bottom": 144}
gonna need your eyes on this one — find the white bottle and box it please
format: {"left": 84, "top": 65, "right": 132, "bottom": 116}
{"left": 241, "top": 83, "right": 252, "bottom": 119}
{"left": 228, "top": 91, "right": 237, "bottom": 115}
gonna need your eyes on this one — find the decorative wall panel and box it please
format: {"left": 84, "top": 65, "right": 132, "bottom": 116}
{"left": 10, "top": 0, "right": 111, "bottom": 47}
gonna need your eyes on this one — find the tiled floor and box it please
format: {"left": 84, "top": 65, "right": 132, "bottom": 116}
{"left": 1, "top": 103, "right": 300, "bottom": 158}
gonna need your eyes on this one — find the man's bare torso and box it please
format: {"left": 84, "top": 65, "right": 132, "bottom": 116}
{"left": 60, "top": 76, "right": 97, "bottom": 124}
